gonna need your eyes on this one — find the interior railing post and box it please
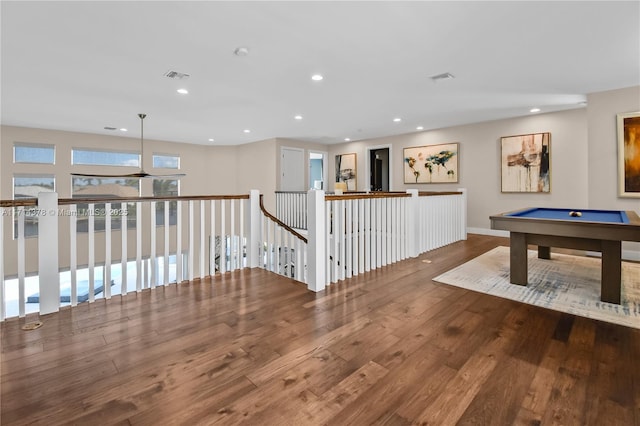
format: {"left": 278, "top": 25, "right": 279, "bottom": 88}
{"left": 406, "top": 189, "right": 419, "bottom": 258}
{"left": 0, "top": 209, "right": 5, "bottom": 321}
{"left": 37, "top": 192, "right": 60, "bottom": 315}
{"left": 307, "top": 189, "right": 326, "bottom": 292}
{"left": 247, "top": 190, "right": 261, "bottom": 268}
{"left": 458, "top": 188, "right": 468, "bottom": 241}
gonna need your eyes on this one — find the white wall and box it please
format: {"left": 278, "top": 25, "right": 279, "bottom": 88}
{"left": 329, "top": 108, "right": 590, "bottom": 230}
{"left": 587, "top": 86, "right": 640, "bottom": 254}
{"left": 0, "top": 126, "right": 238, "bottom": 275}
{"left": 2, "top": 85, "right": 639, "bottom": 272}
{"left": 236, "top": 138, "right": 277, "bottom": 212}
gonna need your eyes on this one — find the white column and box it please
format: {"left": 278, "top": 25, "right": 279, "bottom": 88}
{"left": 0, "top": 210, "right": 5, "bottom": 320}
{"left": 457, "top": 188, "right": 468, "bottom": 240}
{"left": 247, "top": 190, "right": 261, "bottom": 268}
{"left": 405, "top": 189, "right": 419, "bottom": 258}
{"left": 307, "top": 189, "right": 326, "bottom": 292}
{"left": 38, "top": 192, "right": 60, "bottom": 315}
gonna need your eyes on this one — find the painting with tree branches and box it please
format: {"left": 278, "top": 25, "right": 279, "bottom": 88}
{"left": 403, "top": 143, "right": 459, "bottom": 184}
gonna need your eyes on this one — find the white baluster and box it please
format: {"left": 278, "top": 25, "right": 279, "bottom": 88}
{"left": 150, "top": 201, "right": 156, "bottom": 288}
{"left": 164, "top": 200, "right": 170, "bottom": 285}
{"left": 176, "top": 200, "right": 183, "bottom": 282}
{"left": 136, "top": 203, "right": 142, "bottom": 291}
{"left": 104, "top": 202, "right": 112, "bottom": 299}
{"left": 69, "top": 204, "right": 77, "bottom": 306}
{"left": 88, "top": 203, "right": 95, "bottom": 302}
{"left": 120, "top": 203, "right": 127, "bottom": 295}
{"left": 17, "top": 208, "right": 25, "bottom": 317}
{"left": 200, "top": 200, "right": 205, "bottom": 279}
{"left": 220, "top": 199, "right": 226, "bottom": 274}
{"left": 188, "top": 200, "right": 194, "bottom": 281}
{"left": 345, "top": 199, "right": 352, "bottom": 279}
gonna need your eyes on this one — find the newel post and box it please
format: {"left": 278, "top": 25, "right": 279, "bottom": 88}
{"left": 307, "top": 189, "right": 326, "bottom": 292}
{"left": 247, "top": 190, "right": 261, "bottom": 268}
{"left": 38, "top": 192, "right": 60, "bottom": 315}
{"left": 457, "top": 188, "right": 468, "bottom": 240}
{"left": 406, "top": 189, "right": 419, "bottom": 258}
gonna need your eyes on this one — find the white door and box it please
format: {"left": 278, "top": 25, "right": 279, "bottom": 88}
{"left": 281, "top": 147, "right": 305, "bottom": 191}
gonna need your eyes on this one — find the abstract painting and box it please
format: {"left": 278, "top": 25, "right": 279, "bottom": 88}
{"left": 617, "top": 112, "right": 640, "bottom": 198}
{"left": 501, "top": 133, "right": 550, "bottom": 193}
{"left": 335, "top": 153, "right": 357, "bottom": 191}
{"left": 403, "top": 143, "right": 459, "bottom": 184}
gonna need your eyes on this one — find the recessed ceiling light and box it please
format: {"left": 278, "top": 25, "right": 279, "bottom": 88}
{"left": 530, "top": 108, "right": 541, "bottom": 113}
{"left": 243, "top": 129, "right": 251, "bottom": 133}
{"left": 311, "top": 74, "right": 324, "bottom": 81}
{"left": 119, "top": 128, "right": 127, "bottom": 132}
{"left": 177, "top": 88, "right": 189, "bottom": 95}
{"left": 294, "top": 115, "right": 303, "bottom": 120}
{"left": 344, "top": 138, "right": 351, "bottom": 141}
{"left": 208, "top": 138, "right": 214, "bottom": 142}
{"left": 416, "top": 126, "right": 424, "bottom": 130}
{"left": 430, "top": 72, "right": 455, "bottom": 82}
{"left": 393, "top": 118, "right": 402, "bottom": 122}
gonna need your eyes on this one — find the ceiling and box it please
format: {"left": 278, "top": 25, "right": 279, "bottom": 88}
{"left": 2, "top": 1, "right": 639, "bottom": 146}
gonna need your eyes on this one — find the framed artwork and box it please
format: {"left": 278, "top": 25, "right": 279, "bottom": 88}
{"left": 335, "top": 153, "right": 357, "bottom": 191}
{"left": 617, "top": 111, "right": 640, "bottom": 198}
{"left": 403, "top": 143, "right": 459, "bottom": 184}
{"left": 501, "top": 133, "right": 550, "bottom": 193}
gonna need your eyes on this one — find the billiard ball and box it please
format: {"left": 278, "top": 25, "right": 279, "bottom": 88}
{"left": 569, "top": 211, "right": 582, "bottom": 217}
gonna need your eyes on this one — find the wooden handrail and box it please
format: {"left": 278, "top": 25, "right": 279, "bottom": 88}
{"left": 325, "top": 192, "right": 411, "bottom": 201}
{"left": 0, "top": 194, "right": 249, "bottom": 208}
{"left": 418, "top": 191, "right": 463, "bottom": 197}
{"left": 259, "top": 195, "right": 308, "bottom": 243}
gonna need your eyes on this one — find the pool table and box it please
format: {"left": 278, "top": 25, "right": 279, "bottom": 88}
{"left": 490, "top": 207, "right": 640, "bottom": 304}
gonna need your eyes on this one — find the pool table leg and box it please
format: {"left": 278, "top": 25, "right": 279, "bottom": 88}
{"left": 601, "top": 240, "right": 621, "bottom": 304}
{"left": 510, "top": 232, "right": 528, "bottom": 286}
{"left": 538, "top": 246, "right": 551, "bottom": 259}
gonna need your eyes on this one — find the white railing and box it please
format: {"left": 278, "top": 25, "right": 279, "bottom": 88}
{"left": 413, "top": 190, "right": 468, "bottom": 254}
{"left": 0, "top": 189, "right": 467, "bottom": 320}
{"left": 259, "top": 194, "right": 308, "bottom": 283}
{"left": 275, "top": 191, "right": 308, "bottom": 230}
{"left": 0, "top": 193, "right": 253, "bottom": 320}
{"left": 305, "top": 189, "right": 467, "bottom": 291}
{"left": 324, "top": 193, "right": 409, "bottom": 284}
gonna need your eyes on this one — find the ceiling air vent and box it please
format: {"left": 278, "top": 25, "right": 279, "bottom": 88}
{"left": 104, "top": 126, "right": 117, "bottom": 131}
{"left": 430, "top": 72, "right": 455, "bottom": 82}
{"left": 164, "top": 70, "right": 190, "bottom": 79}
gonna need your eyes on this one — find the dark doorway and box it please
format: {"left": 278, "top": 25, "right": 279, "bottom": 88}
{"left": 369, "top": 148, "right": 389, "bottom": 191}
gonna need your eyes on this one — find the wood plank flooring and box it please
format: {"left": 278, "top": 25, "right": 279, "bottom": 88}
{"left": 2, "top": 234, "right": 640, "bottom": 425}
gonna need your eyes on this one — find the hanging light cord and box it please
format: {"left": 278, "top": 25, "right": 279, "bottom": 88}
{"left": 138, "top": 113, "right": 147, "bottom": 174}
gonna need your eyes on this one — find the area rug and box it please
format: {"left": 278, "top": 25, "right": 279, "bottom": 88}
{"left": 433, "top": 246, "right": 640, "bottom": 329}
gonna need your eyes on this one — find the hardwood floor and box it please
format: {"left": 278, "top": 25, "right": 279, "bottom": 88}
{"left": 2, "top": 234, "right": 639, "bottom": 425}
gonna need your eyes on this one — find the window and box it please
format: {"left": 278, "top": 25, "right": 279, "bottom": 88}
{"left": 72, "top": 148, "right": 139, "bottom": 167}
{"left": 13, "top": 174, "right": 56, "bottom": 238}
{"left": 153, "top": 179, "right": 179, "bottom": 226}
{"left": 14, "top": 142, "right": 55, "bottom": 164}
{"left": 153, "top": 154, "right": 180, "bottom": 169}
{"left": 72, "top": 177, "right": 139, "bottom": 232}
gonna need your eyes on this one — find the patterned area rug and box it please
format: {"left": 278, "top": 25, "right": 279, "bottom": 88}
{"left": 433, "top": 246, "right": 640, "bottom": 329}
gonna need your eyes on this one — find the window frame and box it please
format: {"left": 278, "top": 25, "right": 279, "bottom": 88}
{"left": 13, "top": 142, "right": 56, "bottom": 165}
{"left": 71, "top": 147, "right": 140, "bottom": 168}
{"left": 152, "top": 153, "right": 181, "bottom": 169}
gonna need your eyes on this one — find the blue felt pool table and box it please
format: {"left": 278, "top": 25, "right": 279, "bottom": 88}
{"left": 490, "top": 207, "right": 640, "bottom": 304}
